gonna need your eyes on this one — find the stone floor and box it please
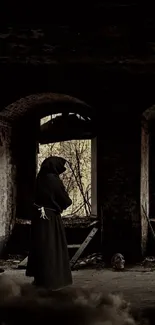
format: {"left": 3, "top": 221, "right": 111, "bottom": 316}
{"left": 2, "top": 266, "right": 155, "bottom": 310}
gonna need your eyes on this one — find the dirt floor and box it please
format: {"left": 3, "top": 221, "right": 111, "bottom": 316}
{"left": 2, "top": 266, "right": 155, "bottom": 311}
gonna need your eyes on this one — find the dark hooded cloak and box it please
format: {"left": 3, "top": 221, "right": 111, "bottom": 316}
{"left": 26, "top": 156, "right": 72, "bottom": 290}
{"left": 35, "top": 156, "right": 72, "bottom": 213}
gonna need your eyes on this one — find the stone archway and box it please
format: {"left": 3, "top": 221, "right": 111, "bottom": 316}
{"left": 0, "top": 92, "right": 95, "bottom": 256}
{"left": 0, "top": 93, "right": 92, "bottom": 123}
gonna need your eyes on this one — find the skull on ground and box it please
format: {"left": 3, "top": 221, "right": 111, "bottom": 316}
{"left": 111, "top": 253, "right": 125, "bottom": 270}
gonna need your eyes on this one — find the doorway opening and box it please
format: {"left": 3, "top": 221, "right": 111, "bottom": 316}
{"left": 38, "top": 114, "right": 97, "bottom": 220}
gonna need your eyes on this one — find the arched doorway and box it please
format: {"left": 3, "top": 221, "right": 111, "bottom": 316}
{"left": 0, "top": 92, "right": 97, "bottom": 256}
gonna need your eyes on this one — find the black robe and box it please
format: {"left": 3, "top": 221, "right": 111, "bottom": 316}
{"left": 26, "top": 156, "right": 72, "bottom": 290}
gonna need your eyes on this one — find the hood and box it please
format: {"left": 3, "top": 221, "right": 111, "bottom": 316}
{"left": 40, "top": 156, "right": 67, "bottom": 175}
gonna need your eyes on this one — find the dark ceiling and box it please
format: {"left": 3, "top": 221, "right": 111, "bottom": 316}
{"left": 0, "top": 2, "right": 155, "bottom": 116}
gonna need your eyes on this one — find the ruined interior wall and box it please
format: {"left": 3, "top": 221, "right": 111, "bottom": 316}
{"left": 98, "top": 113, "right": 141, "bottom": 262}
{"left": 140, "top": 118, "right": 149, "bottom": 256}
{"left": 12, "top": 118, "right": 38, "bottom": 221}
{"left": 147, "top": 121, "right": 155, "bottom": 254}
{"left": 148, "top": 122, "right": 155, "bottom": 219}
{"left": 0, "top": 121, "right": 15, "bottom": 254}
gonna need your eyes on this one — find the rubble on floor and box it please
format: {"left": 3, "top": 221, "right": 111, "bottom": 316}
{"left": 72, "top": 252, "right": 104, "bottom": 270}
{"left": 0, "top": 255, "right": 24, "bottom": 271}
{"left": 0, "top": 253, "right": 104, "bottom": 272}
{"left": 141, "top": 256, "right": 155, "bottom": 269}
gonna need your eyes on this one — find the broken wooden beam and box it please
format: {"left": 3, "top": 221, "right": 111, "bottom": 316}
{"left": 68, "top": 244, "right": 81, "bottom": 248}
{"left": 18, "top": 256, "right": 28, "bottom": 269}
{"left": 70, "top": 226, "right": 98, "bottom": 269}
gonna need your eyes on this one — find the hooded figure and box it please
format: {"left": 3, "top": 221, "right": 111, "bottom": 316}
{"left": 26, "top": 156, "right": 72, "bottom": 290}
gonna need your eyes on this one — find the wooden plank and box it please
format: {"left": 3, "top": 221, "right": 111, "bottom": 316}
{"left": 87, "top": 220, "right": 98, "bottom": 228}
{"left": 70, "top": 226, "right": 98, "bottom": 268}
{"left": 18, "top": 256, "right": 28, "bottom": 269}
{"left": 68, "top": 244, "right": 80, "bottom": 248}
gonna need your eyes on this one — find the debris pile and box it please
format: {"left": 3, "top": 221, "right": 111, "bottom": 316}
{"left": 0, "top": 255, "right": 24, "bottom": 271}
{"left": 73, "top": 253, "right": 104, "bottom": 270}
{"left": 142, "top": 256, "right": 155, "bottom": 269}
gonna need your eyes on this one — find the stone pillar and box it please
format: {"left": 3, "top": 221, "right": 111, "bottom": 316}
{"left": 0, "top": 120, "right": 14, "bottom": 254}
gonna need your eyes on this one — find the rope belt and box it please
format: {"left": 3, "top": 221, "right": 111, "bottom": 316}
{"left": 34, "top": 203, "right": 57, "bottom": 220}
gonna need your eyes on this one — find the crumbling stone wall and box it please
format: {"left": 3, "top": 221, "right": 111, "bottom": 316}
{"left": 0, "top": 121, "right": 15, "bottom": 254}
{"left": 12, "top": 118, "right": 38, "bottom": 221}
